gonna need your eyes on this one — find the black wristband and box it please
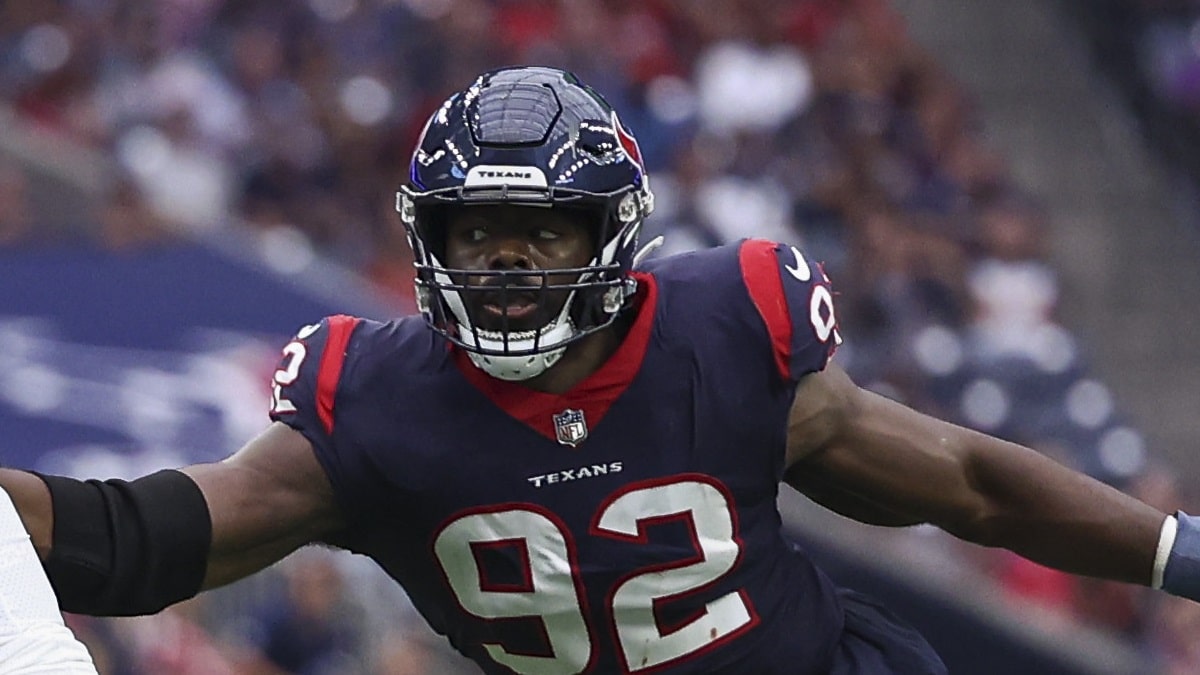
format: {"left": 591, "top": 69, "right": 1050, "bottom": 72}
{"left": 37, "top": 469, "right": 212, "bottom": 616}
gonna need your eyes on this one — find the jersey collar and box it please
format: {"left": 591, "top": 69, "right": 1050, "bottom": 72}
{"left": 453, "top": 271, "right": 657, "bottom": 443}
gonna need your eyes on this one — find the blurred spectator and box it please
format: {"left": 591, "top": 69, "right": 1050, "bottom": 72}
{"left": 1153, "top": 595, "right": 1200, "bottom": 675}
{"left": 966, "top": 194, "right": 1058, "bottom": 357}
{"left": 98, "top": 176, "right": 174, "bottom": 250}
{"left": 64, "top": 614, "right": 135, "bottom": 675}
{"left": 1061, "top": 0, "right": 1200, "bottom": 223}
{"left": 240, "top": 548, "right": 365, "bottom": 675}
{"left": 116, "top": 106, "right": 234, "bottom": 233}
{"left": 124, "top": 596, "right": 241, "bottom": 675}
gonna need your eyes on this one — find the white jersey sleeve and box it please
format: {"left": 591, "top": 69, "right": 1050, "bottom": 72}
{"left": 0, "top": 487, "right": 98, "bottom": 674}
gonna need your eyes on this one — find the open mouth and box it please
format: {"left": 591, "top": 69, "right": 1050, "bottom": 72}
{"left": 473, "top": 287, "right": 547, "bottom": 329}
{"left": 482, "top": 298, "right": 538, "bottom": 320}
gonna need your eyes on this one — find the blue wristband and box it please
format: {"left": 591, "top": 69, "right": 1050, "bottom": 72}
{"left": 1163, "top": 511, "right": 1200, "bottom": 601}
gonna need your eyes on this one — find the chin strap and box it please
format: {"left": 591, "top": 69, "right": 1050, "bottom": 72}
{"left": 458, "top": 311, "right": 576, "bottom": 381}
{"left": 468, "top": 348, "right": 565, "bottom": 381}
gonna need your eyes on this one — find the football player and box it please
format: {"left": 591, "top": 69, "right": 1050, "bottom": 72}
{"left": 0, "top": 486, "right": 98, "bottom": 673}
{"left": 3, "top": 66, "right": 1199, "bottom": 674}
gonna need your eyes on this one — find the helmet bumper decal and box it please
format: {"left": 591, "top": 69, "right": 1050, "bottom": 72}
{"left": 464, "top": 165, "right": 549, "bottom": 189}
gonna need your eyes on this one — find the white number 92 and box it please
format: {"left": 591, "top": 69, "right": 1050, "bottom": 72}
{"left": 433, "top": 476, "right": 756, "bottom": 674}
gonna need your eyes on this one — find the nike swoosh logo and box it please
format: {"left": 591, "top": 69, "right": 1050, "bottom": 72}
{"left": 784, "top": 246, "right": 811, "bottom": 282}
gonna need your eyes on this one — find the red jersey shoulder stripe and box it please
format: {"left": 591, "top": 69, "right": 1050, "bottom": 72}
{"left": 316, "top": 314, "right": 361, "bottom": 435}
{"left": 738, "top": 239, "right": 791, "bottom": 380}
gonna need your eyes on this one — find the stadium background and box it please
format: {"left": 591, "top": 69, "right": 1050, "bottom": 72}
{"left": 2, "top": 0, "right": 1200, "bottom": 672}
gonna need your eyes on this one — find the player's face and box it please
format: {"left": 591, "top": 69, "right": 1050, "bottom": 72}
{"left": 443, "top": 204, "right": 595, "bottom": 333}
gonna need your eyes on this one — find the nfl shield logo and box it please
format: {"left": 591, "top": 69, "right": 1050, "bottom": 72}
{"left": 553, "top": 408, "right": 588, "bottom": 447}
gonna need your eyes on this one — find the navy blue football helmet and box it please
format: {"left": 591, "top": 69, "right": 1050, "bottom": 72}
{"left": 397, "top": 66, "right": 655, "bottom": 380}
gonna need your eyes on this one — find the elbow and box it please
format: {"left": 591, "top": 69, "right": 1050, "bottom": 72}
{"left": 921, "top": 432, "right": 1004, "bottom": 546}
{"left": 934, "top": 456, "right": 1018, "bottom": 548}
{"left": 928, "top": 444, "right": 1011, "bottom": 547}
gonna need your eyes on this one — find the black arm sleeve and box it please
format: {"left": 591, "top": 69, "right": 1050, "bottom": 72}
{"left": 35, "top": 469, "right": 212, "bottom": 616}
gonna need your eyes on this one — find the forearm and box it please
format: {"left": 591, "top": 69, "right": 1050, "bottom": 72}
{"left": 808, "top": 386, "right": 1164, "bottom": 586}
{"left": 2, "top": 467, "right": 214, "bottom": 616}
{"left": 792, "top": 365, "right": 1171, "bottom": 589}
{"left": 947, "top": 428, "right": 1163, "bottom": 585}
{"left": 36, "top": 470, "right": 212, "bottom": 616}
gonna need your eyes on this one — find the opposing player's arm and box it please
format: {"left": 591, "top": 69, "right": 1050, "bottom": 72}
{"left": 784, "top": 362, "right": 1164, "bottom": 586}
{"left": 0, "top": 469, "right": 53, "bottom": 558}
{"left": 0, "top": 486, "right": 98, "bottom": 673}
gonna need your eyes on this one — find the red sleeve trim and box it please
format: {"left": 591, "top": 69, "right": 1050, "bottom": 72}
{"left": 316, "top": 315, "right": 360, "bottom": 435}
{"left": 738, "top": 239, "right": 791, "bottom": 380}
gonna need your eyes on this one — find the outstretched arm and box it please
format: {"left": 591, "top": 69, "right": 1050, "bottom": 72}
{"left": 785, "top": 362, "right": 1163, "bottom": 585}
{"left": 184, "top": 421, "right": 345, "bottom": 590}
{"left": 0, "top": 421, "right": 344, "bottom": 615}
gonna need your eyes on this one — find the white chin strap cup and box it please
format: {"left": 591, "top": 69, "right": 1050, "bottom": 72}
{"left": 458, "top": 318, "right": 575, "bottom": 381}
{"left": 467, "top": 348, "right": 566, "bottom": 381}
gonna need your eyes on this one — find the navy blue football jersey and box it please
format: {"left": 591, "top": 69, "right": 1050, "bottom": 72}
{"left": 269, "top": 240, "right": 850, "bottom": 675}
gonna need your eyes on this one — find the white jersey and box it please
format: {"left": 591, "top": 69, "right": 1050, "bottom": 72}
{"left": 0, "top": 487, "right": 97, "bottom": 674}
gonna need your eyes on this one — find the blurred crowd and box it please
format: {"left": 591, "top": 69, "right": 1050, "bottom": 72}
{"left": 1113, "top": 0, "right": 1200, "bottom": 113}
{"left": 1061, "top": 0, "right": 1200, "bottom": 217}
{"left": 3, "top": 0, "right": 1200, "bottom": 672}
